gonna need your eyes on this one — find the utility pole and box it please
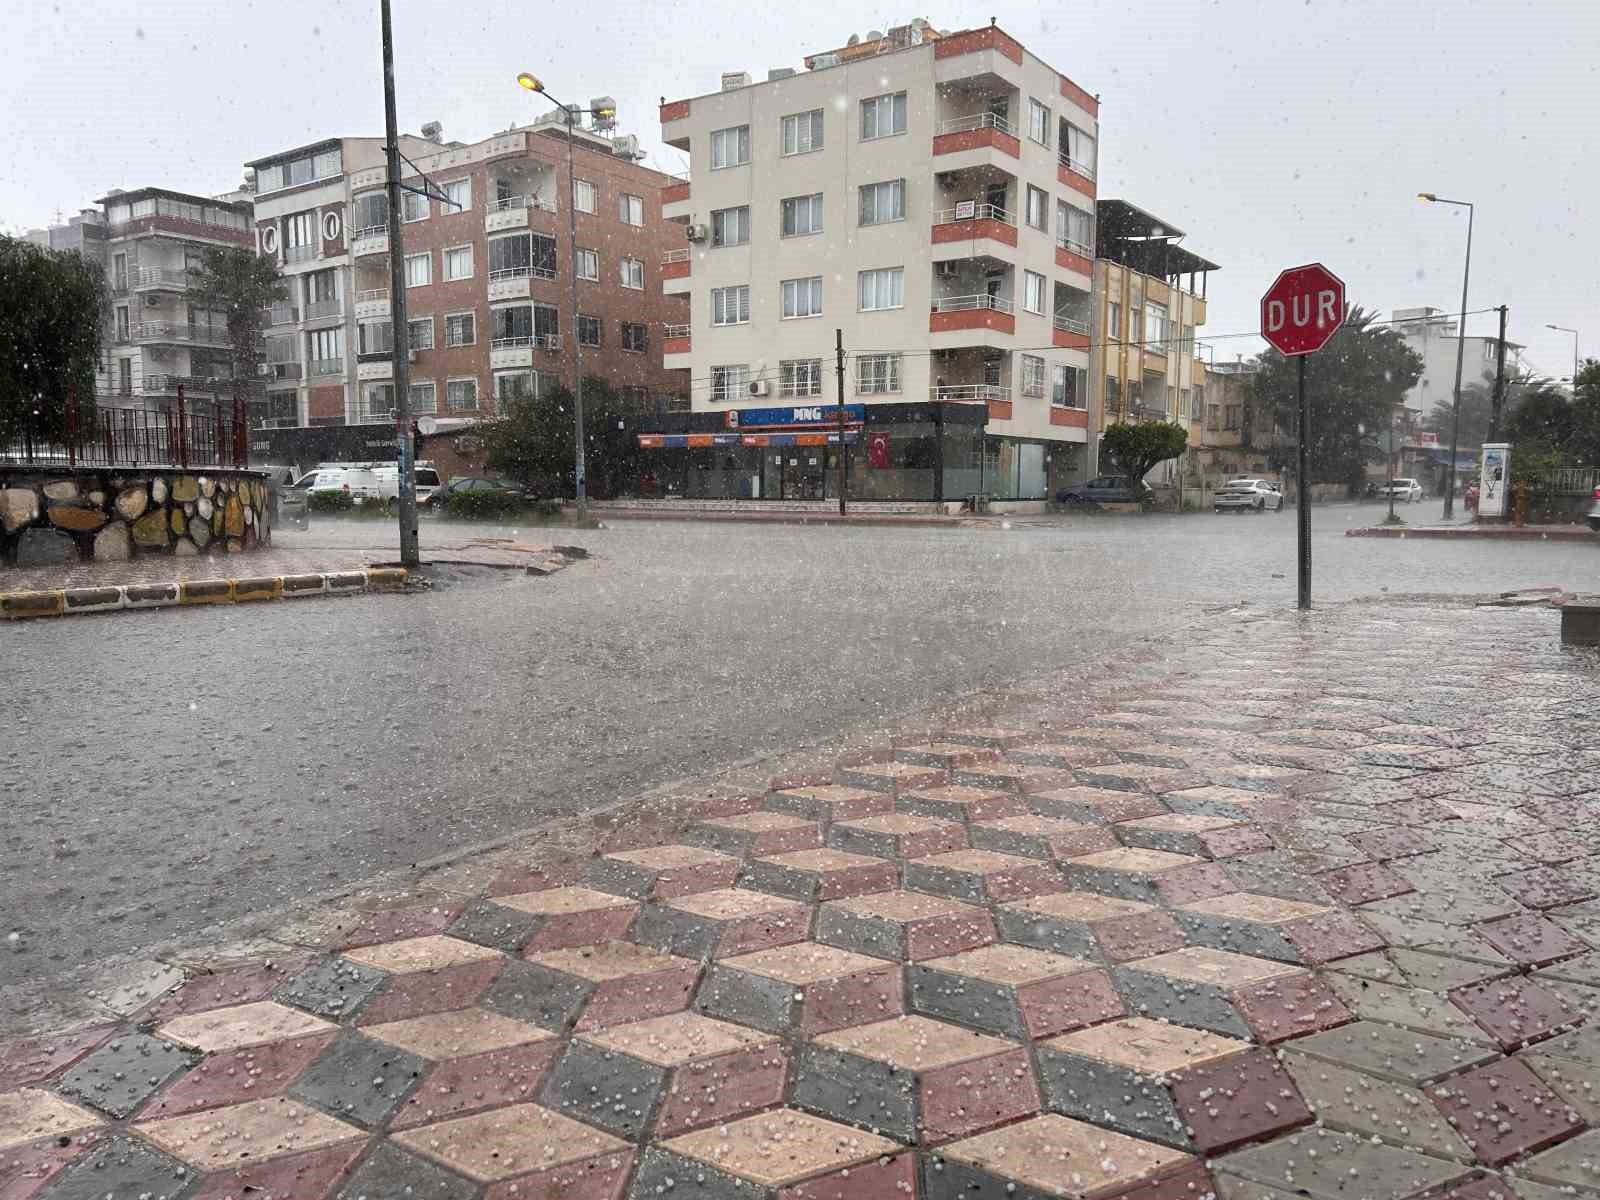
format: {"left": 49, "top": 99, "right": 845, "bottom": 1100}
{"left": 380, "top": 0, "right": 418, "bottom": 567}
{"left": 564, "top": 109, "right": 587, "bottom": 520}
{"left": 1488, "top": 305, "right": 1509, "bottom": 444}
{"left": 835, "top": 328, "right": 847, "bottom": 517}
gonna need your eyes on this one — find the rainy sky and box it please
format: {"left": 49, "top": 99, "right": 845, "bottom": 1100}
{"left": 5, "top": 0, "right": 1595, "bottom": 377}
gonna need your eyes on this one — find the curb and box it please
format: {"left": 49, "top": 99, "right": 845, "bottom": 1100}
{"left": 0, "top": 567, "right": 409, "bottom": 620}
{"left": 597, "top": 509, "right": 964, "bottom": 528}
{"left": 1346, "top": 524, "right": 1596, "bottom": 540}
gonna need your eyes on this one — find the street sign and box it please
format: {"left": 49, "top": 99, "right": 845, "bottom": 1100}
{"left": 1261, "top": 263, "right": 1346, "bottom": 356}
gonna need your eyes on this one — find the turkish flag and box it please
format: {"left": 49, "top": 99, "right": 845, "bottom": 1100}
{"left": 868, "top": 432, "right": 890, "bottom": 468}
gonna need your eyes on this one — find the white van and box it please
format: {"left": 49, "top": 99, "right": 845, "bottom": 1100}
{"left": 372, "top": 462, "right": 442, "bottom": 504}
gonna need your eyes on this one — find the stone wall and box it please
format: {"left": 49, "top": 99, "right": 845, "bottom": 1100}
{"left": 0, "top": 468, "right": 270, "bottom": 568}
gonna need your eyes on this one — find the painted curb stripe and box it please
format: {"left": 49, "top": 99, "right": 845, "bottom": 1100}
{"left": 0, "top": 569, "right": 406, "bottom": 619}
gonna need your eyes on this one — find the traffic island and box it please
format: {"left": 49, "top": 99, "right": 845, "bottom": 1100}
{"left": 0, "top": 567, "right": 410, "bottom": 619}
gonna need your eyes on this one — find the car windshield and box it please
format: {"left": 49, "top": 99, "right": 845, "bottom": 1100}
{"left": 415, "top": 469, "right": 441, "bottom": 487}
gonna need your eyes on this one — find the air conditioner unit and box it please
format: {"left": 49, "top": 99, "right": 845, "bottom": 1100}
{"left": 685, "top": 223, "right": 709, "bottom": 242}
{"left": 407, "top": 349, "right": 418, "bottom": 363}
{"left": 934, "top": 261, "right": 960, "bottom": 278}
{"left": 542, "top": 334, "right": 563, "bottom": 351}
{"left": 748, "top": 380, "right": 769, "bottom": 397}
{"left": 143, "top": 294, "right": 160, "bottom": 307}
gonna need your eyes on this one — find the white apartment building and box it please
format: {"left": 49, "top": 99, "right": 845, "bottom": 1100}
{"left": 651, "top": 19, "right": 1101, "bottom": 502}
{"left": 1393, "top": 306, "right": 1523, "bottom": 415}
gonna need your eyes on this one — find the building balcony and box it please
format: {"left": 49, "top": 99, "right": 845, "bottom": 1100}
{"left": 931, "top": 383, "right": 1010, "bottom": 405}
{"left": 661, "top": 176, "right": 691, "bottom": 222}
{"left": 114, "top": 266, "right": 195, "bottom": 294}
{"left": 308, "top": 357, "right": 344, "bottom": 378}
{"left": 283, "top": 244, "right": 319, "bottom": 265}
{"left": 141, "top": 373, "right": 228, "bottom": 396}
{"left": 663, "top": 323, "right": 690, "bottom": 357}
{"left": 1050, "top": 404, "right": 1090, "bottom": 429}
{"left": 932, "top": 112, "right": 1021, "bottom": 160}
{"left": 661, "top": 248, "right": 691, "bottom": 294}
{"left": 267, "top": 302, "right": 300, "bottom": 326}
{"left": 129, "top": 321, "right": 230, "bottom": 347}
{"left": 353, "top": 288, "right": 391, "bottom": 319}
{"left": 303, "top": 298, "right": 343, "bottom": 323}
{"left": 489, "top": 337, "right": 534, "bottom": 369}
{"left": 929, "top": 293, "right": 1016, "bottom": 335}
{"left": 485, "top": 194, "right": 557, "bottom": 233}
{"left": 259, "top": 362, "right": 303, "bottom": 383}
{"left": 486, "top": 267, "right": 537, "bottom": 300}
{"left": 1055, "top": 239, "right": 1093, "bottom": 278}
{"left": 350, "top": 225, "right": 390, "bottom": 257}
{"left": 356, "top": 358, "right": 394, "bottom": 382}
{"left": 932, "top": 204, "right": 1018, "bottom": 249}
{"left": 1058, "top": 152, "right": 1096, "bottom": 198}
{"left": 1052, "top": 315, "right": 1090, "bottom": 350}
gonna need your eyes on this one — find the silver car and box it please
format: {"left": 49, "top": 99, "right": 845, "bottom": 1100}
{"left": 1214, "top": 478, "right": 1284, "bottom": 513}
{"left": 1380, "top": 478, "right": 1424, "bottom": 503}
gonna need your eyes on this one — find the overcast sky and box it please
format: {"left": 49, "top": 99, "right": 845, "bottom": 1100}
{"left": 6, "top": 0, "right": 1595, "bottom": 377}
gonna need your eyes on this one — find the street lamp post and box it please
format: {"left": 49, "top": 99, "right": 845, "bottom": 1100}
{"left": 1418, "top": 192, "right": 1473, "bottom": 520}
{"left": 517, "top": 73, "right": 614, "bottom": 521}
{"left": 1547, "top": 324, "right": 1580, "bottom": 392}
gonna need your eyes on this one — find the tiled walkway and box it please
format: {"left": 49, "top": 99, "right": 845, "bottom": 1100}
{"left": 4, "top": 605, "right": 1599, "bottom": 1198}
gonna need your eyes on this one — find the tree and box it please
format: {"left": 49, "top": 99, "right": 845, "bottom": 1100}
{"left": 1249, "top": 305, "right": 1422, "bottom": 492}
{"left": 1504, "top": 383, "right": 1575, "bottom": 450}
{"left": 184, "top": 246, "right": 286, "bottom": 409}
{"left": 482, "top": 375, "right": 647, "bottom": 498}
{"left": 1423, "top": 374, "right": 1495, "bottom": 450}
{"left": 1100, "top": 421, "right": 1189, "bottom": 497}
{"left": 0, "top": 235, "right": 107, "bottom": 444}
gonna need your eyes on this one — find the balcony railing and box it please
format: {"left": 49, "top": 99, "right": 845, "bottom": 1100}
{"left": 1053, "top": 315, "right": 1090, "bottom": 335}
{"left": 936, "top": 112, "right": 1015, "bottom": 137}
{"left": 130, "top": 322, "right": 230, "bottom": 345}
{"left": 1059, "top": 152, "right": 1096, "bottom": 180}
{"left": 142, "top": 373, "right": 228, "bottom": 394}
{"left": 663, "top": 323, "right": 690, "bottom": 339}
{"left": 662, "top": 248, "right": 691, "bottom": 265}
{"left": 931, "top": 383, "right": 1011, "bottom": 403}
{"left": 933, "top": 202, "right": 1015, "bottom": 227}
{"left": 284, "top": 244, "right": 319, "bottom": 263}
{"left": 308, "top": 357, "right": 344, "bottom": 377}
{"left": 354, "top": 288, "right": 391, "bottom": 307}
{"left": 261, "top": 362, "right": 303, "bottom": 382}
{"left": 352, "top": 223, "right": 390, "bottom": 241}
{"left": 932, "top": 293, "right": 1015, "bottom": 315}
{"left": 491, "top": 335, "right": 532, "bottom": 350}
{"left": 1057, "top": 237, "right": 1093, "bottom": 260}
{"left": 267, "top": 303, "right": 299, "bottom": 325}
{"left": 118, "top": 266, "right": 195, "bottom": 291}
{"left": 489, "top": 264, "right": 558, "bottom": 282}
{"left": 490, "top": 194, "right": 558, "bottom": 214}
{"left": 304, "top": 298, "right": 342, "bottom": 320}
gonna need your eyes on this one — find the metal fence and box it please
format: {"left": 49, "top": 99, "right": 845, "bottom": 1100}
{"left": 1536, "top": 467, "right": 1600, "bottom": 496}
{"left": 2, "top": 398, "right": 249, "bottom": 469}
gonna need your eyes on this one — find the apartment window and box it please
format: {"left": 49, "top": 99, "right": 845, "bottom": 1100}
{"left": 1145, "top": 303, "right": 1169, "bottom": 348}
{"left": 860, "top": 92, "right": 907, "bottom": 139}
{"left": 711, "top": 206, "right": 751, "bottom": 247}
{"left": 357, "top": 319, "right": 393, "bottom": 356}
{"left": 111, "top": 253, "right": 128, "bottom": 289}
{"left": 859, "top": 179, "right": 905, "bottom": 226}
{"left": 619, "top": 257, "right": 644, "bottom": 289}
{"left": 710, "top": 364, "right": 749, "bottom": 402}
{"left": 618, "top": 193, "right": 644, "bottom": 226}
{"left": 781, "top": 276, "right": 823, "bottom": 319}
{"left": 1129, "top": 307, "right": 1143, "bottom": 343}
{"left": 492, "top": 304, "right": 533, "bottom": 344}
{"left": 444, "top": 312, "right": 476, "bottom": 346}
{"left": 409, "top": 381, "right": 437, "bottom": 414}
{"left": 712, "top": 285, "right": 751, "bottom": 326}
{"left": 1028, "top": 98, "right": 1051, "bottom": 146}
{"left": 780, "top": 359, "right": 823, "bottom": 397}
{"left": 576, "top": 248, "right": 599, "bottom": 281}
{"left": 856, "top": 353, "right": 901, "bottom": 395}
{"left": 709, "top": 125, "right": 751, "bottom": 169}
{"left": 1023, "top": 186, "right": 1049, "bottom": 233}
{"left": 402, "top": 190, "right": 429, "bottom": 222}
{"left": 1023, "top": 271, "right": 1046, "bottom": 315}
{"left": 1107, "top": 300, "right": 1122, "bottom": 340}
{"left": 442, "top": 245, "right": 473, "bottom": 281}
{"left": 405, "top": 252, "right": 431, "bottom": 287}
{"left": 441, "top": 178, "right": 470, "bottom": 212}
{"left": 621, "top": 322, "right": 648, "bottom": 353}
{"left": 115, "top": 306, "right": 130, "bottom": 340}
{"left": 1207, "top": 404, "right": 1221, "bottom": 431}
{"left": 1053, "top": 364, "right": 1087, "bottom": 409}
{"left": 781, "top": 109, "right": 824, "bottom": 155}
{"left": 578, "top": 314, "right": 602, "bottom": 347}
{"left": 360, "top": 382, "right": 396, "bottom": 421}
{"left": 306, "top": 268, "right": 339, "bottom": 307}
{"left": 1020, "top": 354, "right": 1047, "bottom": 398}
{"left": 574, "top": 179, "right": 596, "bottom": 214}
{"left": 1225, "top": 404, "right": 1242, "bottom": 430}
{"left": 781, "top": 193, "right": 823, "bottom": 237}
{"left": 494, "top": 370, "right": 538, "bottom": 403}
{"left": 284, "top": 210, "right": 316, "bottom": 260}
{"left": 1105, "top": 375, "right": 1121, "bottom": 414}
{"left": 446, "top": 378, "right": 478, "bottom": 412}
{"left": 1057, "top": 202, "right": 1093, "bottom": 255}
{"left": 857, "top": 267, "right": 904, "bottom": 311}
{"left": 352, "top": 191, "right": 388, "bottom": 233}
{"left": 307, "top": 327, "right": 343, "bottom": 371}
{"left": 1062, "top": 122, "right": 1097, "bottom": 176}
{"left": 533, "top": 304, "right": 560, "bottom": 342}
{"left": 408, "top": 317, "right": 434, "bottom": 350}
{"left": 117, "top": 358, "right": 132, "bottom": 395}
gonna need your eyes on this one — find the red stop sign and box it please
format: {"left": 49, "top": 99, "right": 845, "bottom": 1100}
{"left": 1260, "top": 263, "right": 1346, "bottom": 356}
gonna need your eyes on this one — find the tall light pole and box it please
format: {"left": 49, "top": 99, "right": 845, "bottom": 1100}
{"left": 1547, "top": 323, "right": 1580, "bottom": 392}
{"left": 517, "top": 73, "right": 613, "bottom": 520}
{"left": 381, "top": 0, "right": 418, "bottom": 566}
{"left": 1418, "top": 192, "right": 1473, "bottom": 520}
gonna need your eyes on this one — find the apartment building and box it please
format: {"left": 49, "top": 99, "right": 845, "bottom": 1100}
{"left": 1089, "top": 199, "right": 1216, "bottom": 485}
{"left": 94, "top": 188, "right": 255, "bottom": 411}
{"left": 1393, "top": 306, "right": 1524, "bottom": 415}
{"left": 645, "top": 19, "right": 1101, "bottom": 502}
{"left": 245, "top": 117, "right": 687, "bottom": 470}
{"left": 24, "top": 207, "right": 106, "bottom": 255}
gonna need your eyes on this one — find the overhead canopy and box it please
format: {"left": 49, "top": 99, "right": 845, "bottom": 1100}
{"left": 1096, "top": 198, "right": 1219, "bottom": 292}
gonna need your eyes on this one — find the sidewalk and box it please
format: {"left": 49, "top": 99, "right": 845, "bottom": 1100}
{"left": 1351, "top": 522, "right": 1596, "bottom": 540}
{"left": 4, "top": 601, "right": 1598, "bottom": 1199}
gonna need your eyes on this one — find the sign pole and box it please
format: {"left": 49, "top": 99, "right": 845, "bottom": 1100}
{"left": 1297, "top": 353, "right": 1311, "bottom": 610}
{"left": 835, "top": 328, "right": 847, "bottom": 517}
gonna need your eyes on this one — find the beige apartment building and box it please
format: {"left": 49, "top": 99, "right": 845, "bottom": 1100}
{"left": 646, "top": 19, "right": 1100, "bottom": 502}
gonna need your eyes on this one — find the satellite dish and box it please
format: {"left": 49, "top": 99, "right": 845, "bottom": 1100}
{"left": 847, "top": 33, "right": 859, "bottom": 45}
{"left": 416, "top": 416, "right": 438, "bottom": 435}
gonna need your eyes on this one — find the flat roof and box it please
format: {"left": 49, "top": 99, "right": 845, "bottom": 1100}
{"left": 1097, "top": 198, "right": 1220, "bottom": 275}
{"left": 245, "top": 137, "right": 346, "bottom": 169}
{"left": 94, "top": 186, "right": 250, "bottom": 212}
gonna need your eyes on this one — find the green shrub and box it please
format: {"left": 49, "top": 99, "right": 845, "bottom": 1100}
{"left": 307, "top": 489, "right": 355, "bottom": 513}
{"left": 443, "top": 489, "right": 525, "bottom": 520}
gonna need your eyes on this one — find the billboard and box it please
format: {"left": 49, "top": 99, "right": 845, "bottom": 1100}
{"left": 1479, "top": 443, "right": 1508, "bottom": 518}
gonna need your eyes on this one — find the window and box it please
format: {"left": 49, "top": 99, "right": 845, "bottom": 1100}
{"left": 621, "top": 322, "right": 648, "bottom": 353}
{"left": 361, "top": 382, "right": 396, "bottom": 421}
{"left": 111, "top": 253, "right": 127, "bottom": 289}
{"left": 861, "top": 92, "right": 907, "bottom": 139}
{"left": 357, "top": 319, "right": 392, "bottom": 356}
{"left": 443, "top": 245, "right": 473, "bottom": 281}
{"left": 533, "top": 304, "right": 560, "bottom": 342}
{"left": 283, "top": 210, "right": 316, "bottom": 260}
{"left": 1021, "top": 354, "right": 1047, "bottom": 398}
{"left": 856, "top": 353, "right": 901, "bottom": 394}
{"left": 1129, "top": 306, "right": 1143, "bottom": 343}
{"left": 711, "top": 206, "right": 750, "bottom": 247}
{"left": 446, "top": 379, "right": 478, "bottom": 412}
{"left": 619, "top": 257, "right": 644, "bottom": 289}
{"left": 1105, "top": 374, "right": 1121, "bottom": 414}
{"left": 445, "top": 312, "right": 476, "bottom": 346}
{"left": 781, "top": 110, "right": 824, "bottom": 155}
{"left": 1225, "top": 404, "right": 1242, "bottom": 430}
{"left": 781, "top": 193, "right": 823, "bottom": 237}
{"left": 306, "top": 268, "right": 339, "bottom": 307}
{"left": 402, "top": 190, "right": 429, "bottom": 222}
{"left": 574, "top": 179, "right": 596, "bottom": 213}
{"left": 1024, "top": 186, "right": 1049, "bottom": 232}
{"left": 710, "top": 364, "right": 749, "bottom": 401}
{"left": 489, "top": 234, "right": 555, "bottom": 279}
{"left": 1061, "top": 122, "right": 1097, "bottom": 176}
{"left": 115, "top": 306, "right": 129, "bottom": 340}
{"left": 1053, "top": 364, "right": 1087, "bottom": 409}
{"left": 578, "top": 314, "right": 602, "bottom": 347}
{"left": 1028, "top": 98, "right": 1052, "bottom": 146}
{"left": 712, "top": 285, "right": 750, "bottom": 326}
{"left": 1057, "top": 202, "right": 1093, "bottom": 254}
{"left": 1144, "top": 303, "right": 1169, "bottom": 348}
{"left": 352, "top": 191, "right": 388, "bottom": 233}
{"left": 307, "top": 327, "right": 343, "bottom": 371}
{"left": 409, "top": 381, "right": 437, "bottom": 414}
{"left": 780, "top": 359, "right": 823, "bottom": 397}
{"left": 619, "top": 193, "right": 644, "bottom": 226}
{"left": 1023, "top": 271, "right": 1046, "bottom": 315}
{"left": 709, "top": 125, "right": 751, "bottom": 169}
{"left": 495, "top": 370, "right": 539, "bottom": 403}
{"left": 404, "top": 252, "right": 431, "bottom": 287}
{"left": 781, "top": 276, "right": 823, "bottom": 319}
{"left": 117, "top": 358, "right": 132, "bottom": 395}
{"left": 1207, "top": 404, "right": 1221, "bottom": 431}
{"left": 441, "top": 178, "right": 470, "bottom": 213}
{"left": 576, "top": 248, "right": 599, "bottom": 281}
{"left": 492, "top": 305, "right": 533, "bottom": 344}
{"left": 408, "top": 317, "right": 434, "bottom": 350}
{"left": 1107, "top": 301, "right": 1122, "bottom": 340}
{"left": 857, "top": 267, "right": 904, "bottom": 311}
{"left": 859, "top": 180, "right": 905, "bottom": 226}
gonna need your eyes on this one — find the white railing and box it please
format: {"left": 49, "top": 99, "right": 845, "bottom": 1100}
{"left": 779, "top": 382, "right": 824, "bottom": 399}
{"left": 932, "top": 293, "right": 1015, "bottom": 315}
{"left": 933, "top": 202, "right": 1015, "bottom": 227}
{"left": 267, "top": 303, "right": 299, "bottom": 325}
{"left": 355, "top": 288, "right": 390, "bottom": 304}
{"left": 1059, "top": 153, "right": 1096, "bottom": 180}
{"left": 1057, "top": 237, "right": 1093, "bottom": 259}
{"left": 662, "top": 248, "right": 691, "bottom": 264}
{"left": 488, "top": 265, "right": 558, "bottom": 281}
{"left": 127, "top": 266, "right": 194, "bottom": 289}
{"left": 936, "top": 112, "right": 1015, "bottom": 137}
{"left": 1053, "top": 315, "right": 1090, "bottom": 335}
{"left": 490, "top": 194, "right": 558, "bottom": 214}
{"left": 304, "top": 298, "right": 342, "bottom": 319}
{"left": 931, "top": 384, "right": 1010, "bottom": 403}
{"left": 351, "top": 224, "right": 389, "bottom": 241}
{"left": 308, "top": 357, "right": 344, "bottom": 376}
{"left": 663, "top": 323, "right": 690, "bottom": 339}
{"left": 491, "top": 336, "right": 532, "bottom": 350}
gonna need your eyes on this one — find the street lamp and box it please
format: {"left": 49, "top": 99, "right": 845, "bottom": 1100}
{"left": 517, "top": 72, "right": 615, "bottom": 519}
{"left": 1547, "top": 323, "right": 1580, "bottom": 391}
{"left": 1418, "top": 192, "right": 1473, "bottom": 520}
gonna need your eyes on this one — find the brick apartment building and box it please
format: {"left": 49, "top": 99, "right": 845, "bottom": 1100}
{"left": 244, "top": 116, "right": 687, "bottom": 476}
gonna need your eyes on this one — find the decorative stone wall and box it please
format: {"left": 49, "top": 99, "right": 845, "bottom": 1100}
{"left": 0, "top": 468, "right": 270, "bottom": 568}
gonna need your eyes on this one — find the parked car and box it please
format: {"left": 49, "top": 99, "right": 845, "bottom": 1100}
{"left": 1055, "top": 476, "right": 1150, "bottom": 505}
{"left": 1214, "top": 478, "right": 1284, "bottom": 513}
{"left": 372, "top": 463, "right": 442, "bottom": 506}
{"left": 275, "top": 465, "right": 383, "bottom": 526}
{"left": 420, "top": 476, "right": 532, "bottom": 511}
{"left": 1588, "top": 485, "right": 1600, "bottom": 532}
{"left": 1379, "top": 478, "right": 1424, "bottom": 503}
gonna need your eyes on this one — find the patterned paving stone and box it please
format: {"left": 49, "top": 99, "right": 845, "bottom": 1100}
{"left": 1513, "top": 1128, "right": 1600, "bottom": 1192}
{"left": 696, "top": 941, "right": 901, "bottom": 1036}
{"left": 286, "top": 1033, "right": 426, "bottom": 1128}
{"left": 0, "top": 1029, "right": 112, "bottom": 1094}
{"left": 683, "top": 811, "right": 823, "bottom": 858}
{"left": 894, "top": 741, "right": 1002, "bottom": 769}
{"left": 585, "top": 844, "right": 741, "bottom": 900}
{"left": 1365, "top": 885, "right": 1524, "bottom": 929}
{"left": 904, "top": 847, "right": 1066, "bottom": 904}
{"left": 189, "top": 1142, "right": 364, "bottom": 1200}
{"left": 492, "top": 885, "right": 641, "bottom": 953}
{"left": 1497, "top": 865, "right": 1597, "bottom": 911}
{"left": 387, "top": 1040, "right": 560, "bottom": 1133}
{"left": 630, "top": 887, "right": 810, "bottom": 959}
{"left": 1281, "top": 1049, "right": 1473, "bottom": 1161}
{"left": 996, "top": 891, "right": 1186, "bottom": 962}
{"left": 139, "top": 1033, "right": 338, "bottom": 1120}
{"left": 339, "top": 903, "right": 463, "bottom": 951}
{"left": 926, "top": 1112, "right": 1209, "bottom": 1200}
{"left": 834, "top": 758, "right": 946, "bottom": 793}
{"left": 793, "top": 1014, "right": 1038, "bottom": 1145}
{"left": 950, "top": 760, "right": 1079, "bottom": 794}
{"left": 738, "top": 847, "right": 899, "bottom": 901}
{"left": 1385, "top": 948, "right": 1513, "bottom": 991}
{"left": 331, "top": 1140, "right": 478, "bottom": 1200}
{"left": 1428, "top": 1058, "right": 1585, "bottom": 1167}
{"left": 134, "top": 1096, "right": 364, "bottom": 1172}
{"left": 940, "top": 725, "right": 1040, "bottom": 749}
{"left": 1287, "top": 1019, "right": 1499, "bottom": 1085}
{"left": 1450, "top": 977, "right": 1581, "bottom": 1050}
{"left": 353, "top": 958, "right": 506, "bottom": 1026}
{"left": 827, "top": 812, "right": 968, "bottom": 860}
{"left": 518, "top": 941, "right": 700, "bottom": 1032}
{"left": 1176, "top": 892, "right": 1384, "bottom": 964}
{"left": 1232, "top": 972, "right": 1355, "bottom": 1044}
{"left": 541, "top": 1012, "right": 784, "bottom": 1141}
{"left": 897, "top": 783, "right": 1028, "bottom": 823}
{"left": 27, "top": 1135, "right": 191, "bottom": 1200}
{"left": 148, "top": 963, "right": 308, "bottom": 1023}
{"left": 361, "top": 1007, "right": 556, "bottom": 1060}
{"left": 159, "top": 1000, "right": 337, "bottom": 1054}
{"left": 1519, "top": 1052, "right": 1600, "bottom": 1125}
{"left": 0, "top": 1089, "right": 102, "bottom": 1153}
{"left": 342, "top": 936, "right": 501, "bottom": 976}
{"left": 1006, "top": 740, "right": 1123, "bottom": 768}
{"left": 1349, "top": 827, "right": 1436, "bottom": 861}
{"left": 1113, "top": 947, "right": 1311, "bottom": 1039}
{"left": 273, "top": 958, "right": 390, "bottom": 1019}
{"left": 1217, "top": 1126, "right": 1473, "bottom": 1200}
{"left": 1327, "top": 976, "right": 1494, "bottom": 1045}
{"left": 1362, "top": 910, "right": 1515, "bottom": 965}
{"left": 908, "top": 944, "right": 1122, "bottom": 1038}
{"left": 0, "top": 1134, "right": 89, "bottom": 1199}
{"left": 1207, "top": 762, "right": 1322, "bottom": 794}
{"left": 1062, "top": 847, "right": 1233, "bottom": 905}
{"left": 1321, "top": 862, "right": 1417, "bottom": 905}
{"left": 1164, "top": 785, "right": 1288, "bottom": 820}
{"left": 633, "top": 1108, "right": 912, "bottom": 1199}
{"left": 390, "top": 1102, "right": 632, "bottom": 1192}
{"left": 1077, "top": 763, "right": 1208, "bottom": 795}
{"left": 51, "top": 1033, "right": 193, "bottom": 1120}
{"left": 1114, "top": 813, "right": 1274, "bottom": 859}
{"left": 815, "top": 890, "right": 995, "bottom": 962}
{"left": 969, "top": 813, "right": 1118, "bottom": 861}
{"left": 764, "top": 782, "right": 894, "bottom": 822}
{"left": 442, "top": 898, "right": 552, "bottom": 953}
{"left": 1030, "top": 785, "right": 1171, "bottom": 824}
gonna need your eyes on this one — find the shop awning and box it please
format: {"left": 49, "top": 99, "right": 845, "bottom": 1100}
{"left": 639, "top": 431, "right": 860, "bottom": 449}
